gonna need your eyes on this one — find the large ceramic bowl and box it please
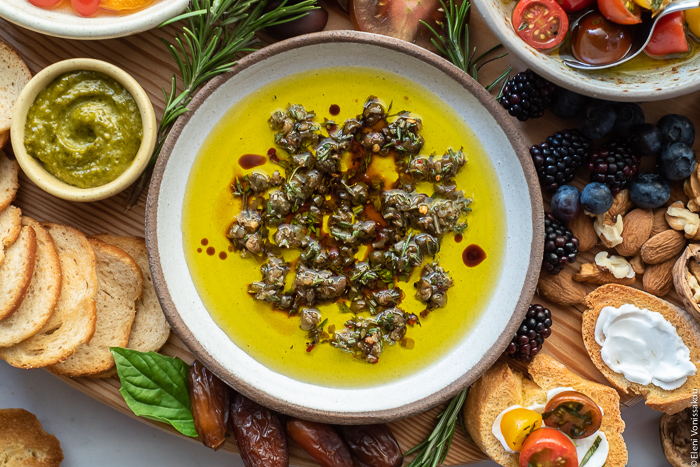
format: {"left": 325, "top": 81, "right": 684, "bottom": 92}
{"left": 0, "top": 0, "right": 188, "bottom": 40}
{"left": 146, "top": 30, "right": 544, "bottom": 423}
{"left": 474, "top": 0, "right": 700, "bottom": 101}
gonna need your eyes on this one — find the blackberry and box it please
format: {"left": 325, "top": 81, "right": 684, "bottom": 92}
{"left": 506, "top": 304, "right": 553, "bottom": 363}
{"left": 543, "top": 212, "right": 578, "bottom": 275}
{"left": 500, "top": 70, "right": 556, "bottom": 121}
{"left": 530, "top": 129, "right": 592, "bottom": 191}
{"left": 588, "top": 140, "right": 639, "bottom": 195}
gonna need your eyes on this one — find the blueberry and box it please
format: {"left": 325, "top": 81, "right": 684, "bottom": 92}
{"left": 628, "top": 123, "right": 663, "bottom": 157}
{"left": 581, "top": 182, "right": 614, "bottom": 214}
{"left": 657, "top": 114, "right": 695, "bottom": 146}
{"left": 613, "top": 103, "right": 645, "bottom": 136}
{"left": 659, "top": 142, "right": 697, "bottom": 181}
{"left": 629, "top": 173, "right": 671, "bottom": 209}
{"left": 580, "top": 101, "right": 616, "bottom": 140}
{"left": 550, "top": 88, "right": 589, "bottom": 119}
{"left": 551, "top": 185, "right": 581, "bottom": 221}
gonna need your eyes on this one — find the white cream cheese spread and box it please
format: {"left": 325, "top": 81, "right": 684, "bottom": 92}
{"left": 595, "top": 303, "right": 696, "bottom": 391}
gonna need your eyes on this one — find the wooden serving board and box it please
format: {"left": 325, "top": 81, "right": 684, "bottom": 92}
{"left": 1, "top": 3, "right": 698, "bottom": 464}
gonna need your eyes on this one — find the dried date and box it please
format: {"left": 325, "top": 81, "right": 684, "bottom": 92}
{"left": 230, "top": 392, "right": 289, "bottom": 467}
{"left": 285, "top": 418, "right": 353, "bottom": 467}
{"left": 188, "top": 360, "right": 229, "bottom": 450}
{"left": 336, "top": 424, "right": 403, "bottom": 467}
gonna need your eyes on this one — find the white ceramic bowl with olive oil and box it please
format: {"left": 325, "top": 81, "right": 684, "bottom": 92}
{"left": 146, "top": 31, "right": 544, "bottom": 423}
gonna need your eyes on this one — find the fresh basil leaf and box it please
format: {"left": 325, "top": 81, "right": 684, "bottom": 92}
{"left": 110, "top": 347, "right": 197, "bottom": 437}
{"left": 580, "top": 435, "right": 602, "bottom": 467}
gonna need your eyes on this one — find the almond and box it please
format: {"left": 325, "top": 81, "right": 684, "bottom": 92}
{"left": 651, "top": 207, "right": 671, "bottom": 237}
{"left": 573, "top": 262, "right": 635, "bottom": 286}
{"left": 643, "top": 257, "right": 677, "bottom": 297}
{"left": 630, "top": 253, "right": 645, "bottom": 275}
{"left": 615, "top": 208, "right": 653, "bottom": 257}
{"left": 568, "top": 210, "right": 597, "bottom": 252}
{"left": 640, "top": 229, "right": 686, "bottom": 265}
{"left": 537, "top": 269, "right": 587, "bottom": 305}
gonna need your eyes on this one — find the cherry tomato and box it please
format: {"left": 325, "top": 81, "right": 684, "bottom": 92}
{"left": 500, "top": 408, "right": 543, "bottom": 451}
{"left": 571, "top": 11, "right": 633, "bottom": 65}
{"left": 519, "top": 427, "right": 578, "bottom": 467}
{"left": 72, "top": 0, "right": 100, "bottom": 16}
{"left": 598, "top": 0, "right": 641, "bottom": 25}
{"left": 350, "top": 0, "right": 445, "bottom": 49}
{"left": 512, "top": 0, "right": 569, "bottom": 50}
{"left": 686, "top": 7, "right": 700, "bottom": 38}
{"left": 542, "top": 391, "right": 603, "bottom": 439}
{"left": 645, "top": 12, "right": 689, "bottom": 57}
{"left": 556, "top": 0, "right": 595, "bottom": 13}
{"left": 28, "top": 0, "right": 62, "bottom": 7}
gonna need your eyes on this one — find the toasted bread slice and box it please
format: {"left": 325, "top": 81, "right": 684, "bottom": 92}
{"left": 49, "top": 238, "right": 142, "bottom": 377}
{"left": 465, "top": 354, "right": 627, "bottom": 467}
{"left": 0, "top": 151, "right": 19, "bottom": 212}
{"left": 0, "top": 218, "right": 61, "bottom": 347}
{"left": 0, "top": 224, "right": 36, "bottom": 320}
{"left": 0, "top": 409, "right": 63, "bottom": 467}
{"left": 0, "top": 204, "right": 22, "bottom": 265}
{"left": 0, "top": 40, "right": 31, "bottom": 132}
{"left": 0, "top": 223, "right": 97, "bottom": 369}
{"left": 582, "top": 284, "right": 700, "bottom": 414}
{"left": 93, "top": 235, "right": 170, "bottom": 353}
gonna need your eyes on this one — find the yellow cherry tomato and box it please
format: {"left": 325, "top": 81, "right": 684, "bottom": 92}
{"left": 633, "top": 0, "right": 652, "bottom": 9}
{"left": 686, "top": 7, "right": 700, "bottom": 38}
{"left": 99, "top": 0, "right": 154, "bottom": 11}
{"left": 500, "top": 408, "right": 543, "bottom": 452}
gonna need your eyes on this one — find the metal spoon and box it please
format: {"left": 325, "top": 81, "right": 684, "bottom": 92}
{"left": 562, "top": 0, "right": 700, "bottom": 70}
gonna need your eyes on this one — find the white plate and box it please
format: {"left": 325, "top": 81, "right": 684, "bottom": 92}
{"left": 0, "top": 0, "right": 188, "bottom": 40}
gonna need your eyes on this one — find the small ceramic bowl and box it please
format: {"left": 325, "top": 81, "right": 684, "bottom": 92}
{"left": 146, "top": 31, "right": 544, "bottom": 423}
{"left": 11, "top": 58, "right": 156, "bottom": 202}
{"left": 0, "top": 0, "right": 189, "bottom": 41}
{"left": 474, "top": 0, "right": 700, "bottom": 101}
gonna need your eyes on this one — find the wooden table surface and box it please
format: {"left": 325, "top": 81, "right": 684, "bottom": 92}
{"left": 1, "top": 2, "right": 697, "bottom": 464}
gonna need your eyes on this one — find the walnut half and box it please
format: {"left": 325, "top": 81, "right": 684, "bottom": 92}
{"left": 666, "top": 201, "right": 700, "bottom": 239}
{"left": 672, "top": 244, "right": 700, "bottom": 323}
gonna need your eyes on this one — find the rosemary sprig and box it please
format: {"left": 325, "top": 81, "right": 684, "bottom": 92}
{"left": 421, "top": 0, "right": 512, "bottom": 92}
{"left": 125, "top": 0, "right": 317, "bottom": 209}
{"left": 405, "top": 388, "right": 468, "bottom": 467}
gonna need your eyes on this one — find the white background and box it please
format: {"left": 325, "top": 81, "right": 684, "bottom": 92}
{"left": 0, "top": 360, "right": 672, "bottom": 466}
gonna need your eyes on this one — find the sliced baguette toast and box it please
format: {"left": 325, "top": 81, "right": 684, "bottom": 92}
{"left": 0, "top": 218, "right": 62, "bottom": 347}
{"left": 0, "top": 224, "right": 36, "bottom": 320}
{"left": 582, "top": 284, "right": 700, "bottom": 414}
{"left": 0, "top": 204, "right": 22, "bottom": 265}
{"left": 0, "top": 409, "right": 63, "bottom": 467}
{"left": 0, "top": 39, "right": 31, "bottom": 132}
{"left": 49, "top": 237, "right": 143, "bottom": 377}
{"left": 0, "top": 223, "right": 97, "bottom": 368}
{"left": 0, "top": 150, "right": 19, "bottom": 212}
{"left": 465, "top": 354, "right": 627, "bottom": 467}
{"left": 92, "top": 235, "right": 170, "bottom": 353}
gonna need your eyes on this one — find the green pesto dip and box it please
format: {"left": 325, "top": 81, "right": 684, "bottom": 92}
{"left": 24, "top": 70, "right": 143, "bottom": 189}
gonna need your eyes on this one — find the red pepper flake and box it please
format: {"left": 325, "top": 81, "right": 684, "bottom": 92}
{"left": 306, "top": 344, "right": 316, "bottom": 352}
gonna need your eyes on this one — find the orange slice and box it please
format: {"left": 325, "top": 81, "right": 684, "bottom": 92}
{"left": 99, "top": 0, "right": 154, "bottom": 11}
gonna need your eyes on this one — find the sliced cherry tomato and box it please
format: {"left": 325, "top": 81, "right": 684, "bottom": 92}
{"left": 571, "top": 11, "right": 633, "bottom": 65}
{"left": 28, "top": 0, "right": 62, "bottom": 7}
{"left": 542, "top": 391, "right": 603, "bottom": 439}
{"left": 71, "top": 0, "right": 100, "bottom": 16}
{"left": 645, "top": 12, "right": 689, "bottom": 57}
{"left": 556, "top": 0, "right": 595, "bottom": 13}
{"left": 519, "top": 427, "right": 578, "bottom": 467}
{"left": 350, "top": 0, "right": 445, "bottom": 49}
{"left": 512, "top": 0, "right": 569, "bottom": 50}
{"left": 500, "top": 408, "right": 543, "bottom": 451}
{"left": 598, "top": 0, "right": 641, "bottom": 25}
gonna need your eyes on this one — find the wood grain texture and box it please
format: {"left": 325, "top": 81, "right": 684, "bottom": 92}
{"left": 2, "top": 3, "right": 696, "bottom": 463}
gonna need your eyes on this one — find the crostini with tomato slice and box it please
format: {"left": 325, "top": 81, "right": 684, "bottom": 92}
{"left": 465, "top": 354, "right": 627, "bottom": 467}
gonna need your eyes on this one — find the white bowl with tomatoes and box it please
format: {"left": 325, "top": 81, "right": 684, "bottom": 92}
{"left": 474, "top": 0, "right": 700, "bottom": 101}
{"left": 0, "top": 0, "right": 189, "bottom": 40}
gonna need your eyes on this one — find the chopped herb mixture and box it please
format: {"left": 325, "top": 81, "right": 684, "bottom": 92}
{"left": 227, "top": 97, "right": 472, "bottom": 363}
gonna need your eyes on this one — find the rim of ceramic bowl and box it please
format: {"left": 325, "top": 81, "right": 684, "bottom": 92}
{"left": 0, "top": 0, "right": 189, "bottom": 41}
{"left": 146, "top": 30, "right": 545, "bottom": 423}
{"left": 473, "top": 0, "right": 700, "bottom": 102}
{"left": 10, "top": 58, "right": 157, "bottom": 202}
